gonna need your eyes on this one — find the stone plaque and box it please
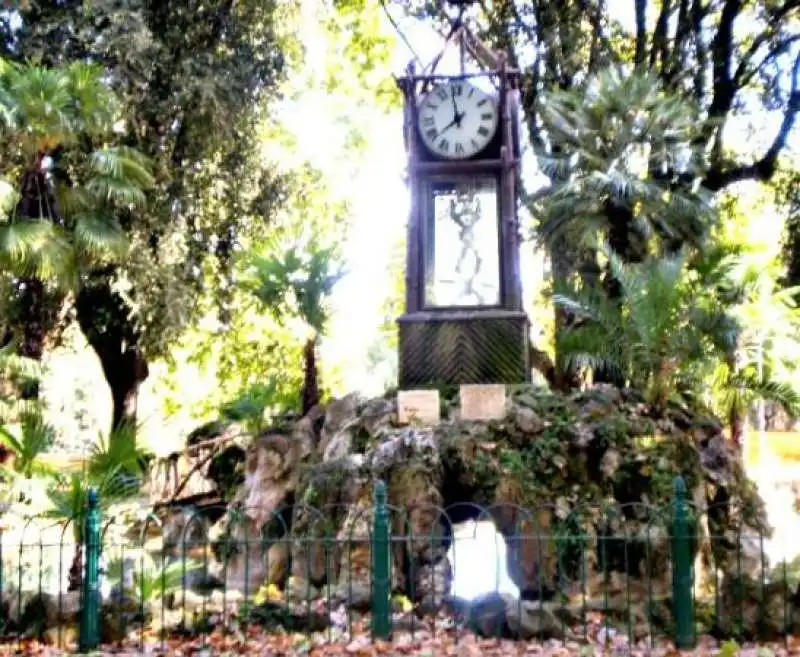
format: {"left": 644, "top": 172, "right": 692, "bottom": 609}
{"left": 397, "top": 389, "right": 441, "bottom": 425}
{"left": 460, "top": 384, "right": 507, "bottom": 421}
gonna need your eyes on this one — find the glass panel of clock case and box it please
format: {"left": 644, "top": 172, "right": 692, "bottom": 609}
{"left": 424, "top": 177, "right": 500, "bottom": 307}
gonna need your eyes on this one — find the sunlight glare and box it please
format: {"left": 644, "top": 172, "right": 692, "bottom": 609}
{"left": 447, "top": 519, "right": 520, "bottom": 602}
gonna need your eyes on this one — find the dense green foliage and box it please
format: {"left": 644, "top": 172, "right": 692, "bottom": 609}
{"left": 372, "top": 1, "right": 800, "bottom": 446}
{"left": 0, "top": 0, "right": 795, "bottom": 516}
{"left": 0, "top": 6, "right": 795, "bottom": 647}
{"left": 0, "top": 0, "right": 395, "bottom": 437}
{"left": 0, "top": 0, "right": 396, "bottom": 545}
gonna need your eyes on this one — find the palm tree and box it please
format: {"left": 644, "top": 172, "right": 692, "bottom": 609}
{"left": 45, "top": 422, "right": 149, "bottom": 591}
{"left": 533, "top": 68, "right": 718, "bottom": 387}
{"left": 0, "top": 410, "right": 55, "bottom": 480}
{"left": 555, "top": 245, "right": 800, "bottom": 432}
{"left": 535, "top": 67, "right": 715, "bottom": 268}
{"left": 0, "top": 343, "right": 42, "bottom": 471}
{"left": 0, "top": 57, "right": 153, "bottom": 381}
{"left": 711, "top": 256, "right": 800, "bottom": 448}
{"left": 242, "top": 241, "right": 344, "bottom": 415}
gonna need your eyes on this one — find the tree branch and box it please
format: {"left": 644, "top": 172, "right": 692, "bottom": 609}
{"left": 733, "top": 1, "right": 800, "bottom": 88}
{"left": 635, "top": 0, "right": 648, "bottom": 68}
{"left": 735, "top": 34, "right": 800, "bottom": 90}
{"left": 691, "top": 0, "right": 707, "bottom": 104}
{"left": 649, "top": 0, "right": 672, "bottom": 71}
{"left": 666, "top": 0, "right": 691, "bottom": 86}
{"left": 706, "top": 0, "right": 743, "bottom": 123}
{"left": 704, "top": 51, "right": 800, "bottom": 191}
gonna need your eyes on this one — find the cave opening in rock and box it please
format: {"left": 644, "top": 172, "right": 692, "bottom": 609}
{"left": 434, "top": 462, "right": 520, "bottom": 603}
{"left": 446, "top": 518, "right": 520, "bottom": 602}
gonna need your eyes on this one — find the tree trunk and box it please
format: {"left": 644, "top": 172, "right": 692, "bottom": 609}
{"left": 604, "top": 199, "right": 641, "bottom": 294}
{"left": 11, "top": 163, "right": 59, "bottom": 399}
{"left": 550, "top": 237, "right": 582, "bottom": 391}
{"left": 783, "top": 212, "right": 800, "bottom": 288}
{"left": 594, "top": 200, "right": 640, "bottom": 388}
{"left": 104, "top": 347, "right": 149, "bottom": 430}
{"left": 529, "top": 342, "right": 557, "bottom": 388}
{"left": 729, "top": 403, "right": 746, "bottom": 449}
{"left": 726, "top": 347, "right": 747, "bottom": 451}
{"left": 14, "top": 278, "right": 46, "bottom": 399}
{"left": 301, "top": 335, "right": 320, "bottom": 416}
{"left": 17, "top": 279, "right": 46, "bottom": 361}
{"left": 68, "top": 543, "right": 82, "bottom": 592}
{"left": 75, "top": 282, "right": 149, "bottom": 432}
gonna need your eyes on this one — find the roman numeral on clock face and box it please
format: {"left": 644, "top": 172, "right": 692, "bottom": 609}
{"left": 455, "top": 142, "right": 465, "bottom": 155}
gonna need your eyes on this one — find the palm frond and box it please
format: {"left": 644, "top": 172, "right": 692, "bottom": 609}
{"left": 728, "top": 371, "right": 800, "bottom": 419}
{"left": 88, "top": 421, "right": 150, "bottom": 482}
{"left": 243, "top": 242, "right": 344, "bottom": 333}
{"left": 106, "top": 553, "right": 203, "bottom": 604}
{"left": 0, "top": 410, "right": 56, "bottom": 478}
{"left": 556, "top": 322, "right": 628, "bottom": 381}
{"left": 55, "top": 185, "right": 94, "bottom": 219}
{"left": 89, "top": 147, "right": 154, "bottom": 198}
{"left": 535, "top": 67, "right": 713, "bottom": 255}
{"left": 0, "top": 219, "right": 75, "bottom": 284}
{"left": 0, "top": 343, "right": 41, "bottom": 380}
{"left": 73, "top": 213, "right": 129, "bottom": 259}
{"left": 45, "top": 466, "right": 142, "bottom": 541}
{"left": 64, "top": 62, "right": 117, "bottom": 134}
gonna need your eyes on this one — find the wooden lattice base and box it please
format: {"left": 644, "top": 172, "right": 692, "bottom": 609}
{"left": 397, "top": 310, "right": 530, "bottom": 387}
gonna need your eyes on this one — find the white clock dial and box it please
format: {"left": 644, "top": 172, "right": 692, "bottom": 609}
{"left": 417, "top": 80, "right": 499, "bottom": 160}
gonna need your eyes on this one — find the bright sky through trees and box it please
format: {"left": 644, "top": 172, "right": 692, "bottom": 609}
{"left": 258, "top": 1, "right": 799, "bottom": 395}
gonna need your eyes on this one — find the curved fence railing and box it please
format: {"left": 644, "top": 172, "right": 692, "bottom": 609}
{"left": 0, "top": 476, "right": 796, "bottom": 653}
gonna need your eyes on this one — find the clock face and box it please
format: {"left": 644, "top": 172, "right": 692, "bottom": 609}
{"left": 417, "top": 81, "right": 499, "bottom": 160}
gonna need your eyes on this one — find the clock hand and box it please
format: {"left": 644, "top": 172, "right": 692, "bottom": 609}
{"left": 450, "top": 87, "right": 461, "bottom": 125}
{"left": 436, "top": 117, "right": 459, "bottom": 138}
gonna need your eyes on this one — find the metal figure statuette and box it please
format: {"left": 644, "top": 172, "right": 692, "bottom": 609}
{"left": 445, "top": 183, "right": 485, "bottom": 304}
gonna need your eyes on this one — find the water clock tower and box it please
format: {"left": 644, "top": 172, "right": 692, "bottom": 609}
{"left": 395, "top": 3, "right": 530, "bottom": 388}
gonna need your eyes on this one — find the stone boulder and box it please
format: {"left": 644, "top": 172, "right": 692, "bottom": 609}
{"left": 173, "top": 384, "right": 777, "bottom": 638}
{"left": 208, "top": 406, "right": 323, "bottom": 592}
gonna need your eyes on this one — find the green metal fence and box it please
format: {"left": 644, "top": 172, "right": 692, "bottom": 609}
{"left": 0, "top": 475, "right": 796, "bottom": 653}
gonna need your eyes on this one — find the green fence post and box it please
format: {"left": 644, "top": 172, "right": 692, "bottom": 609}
{"left": 371, "top": 480, "right": 391, "bottom": 639}
{"left": 79, "top": 487, "right": 102, "bottom": 652}
{"left": 672, "top": 475, "right": 695, "bottom": 649}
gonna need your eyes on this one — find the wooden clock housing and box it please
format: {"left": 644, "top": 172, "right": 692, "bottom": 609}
{"left": 395, "top": 22, "right": 530, "bottom": 387}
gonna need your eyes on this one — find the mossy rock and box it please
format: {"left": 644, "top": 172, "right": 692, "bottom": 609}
{"left": 183, "top": 382, "right": 777, "bottom": 635}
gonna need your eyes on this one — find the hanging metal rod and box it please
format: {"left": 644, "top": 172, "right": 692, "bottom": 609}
{"left": 398, "top": 70, "right": 519, "bottom": 83}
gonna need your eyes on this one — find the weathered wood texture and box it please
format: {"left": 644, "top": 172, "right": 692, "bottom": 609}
{"left": 396, "top": 31, "right": 530, "bottom": 387}
{"left": 146, "top": 434, "right": 236, "bottom": 507}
